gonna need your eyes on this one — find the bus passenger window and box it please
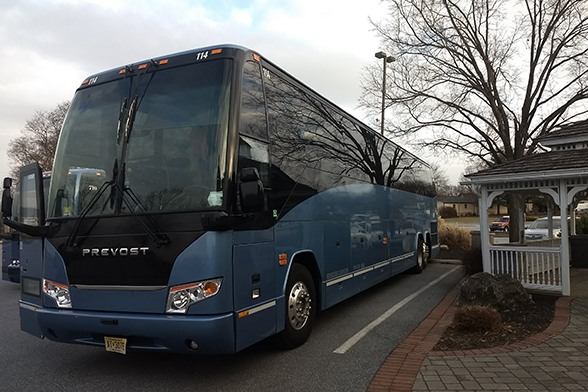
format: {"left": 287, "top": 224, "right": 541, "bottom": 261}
{"left": 240, "top": 61, "right": 268, "bottom": 140}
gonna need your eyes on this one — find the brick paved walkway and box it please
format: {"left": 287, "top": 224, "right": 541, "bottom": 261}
{"left": 368, "top": 283, "right": 582, "bottom": 391}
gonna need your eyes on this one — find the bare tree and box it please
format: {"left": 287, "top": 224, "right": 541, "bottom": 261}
{"left": 361, "top": 0, "right": 588, "bottom": 238}
{"left": 7, "top": 101, "right": 70, "bottom": 178}
{"left": 431, "top": 162, "right": 452, "bottom": 196}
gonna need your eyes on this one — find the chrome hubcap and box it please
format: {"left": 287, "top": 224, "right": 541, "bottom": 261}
{"left": 421, "top": 241, "right": 428, "bottom": 264}
{"left": 288, "top": 281, "right": 311, "bottom": 330}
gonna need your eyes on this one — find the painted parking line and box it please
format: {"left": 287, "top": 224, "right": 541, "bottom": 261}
{"left": 333, "top": 266, "right": 460, "bottom": 354}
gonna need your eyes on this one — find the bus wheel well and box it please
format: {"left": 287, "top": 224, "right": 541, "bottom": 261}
{"left": 291, "top": 252, "right": 321, "bottom": 311}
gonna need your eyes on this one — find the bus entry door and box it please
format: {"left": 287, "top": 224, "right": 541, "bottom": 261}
{"left": 232, "top": 229, "right": 276, "bottom": 351}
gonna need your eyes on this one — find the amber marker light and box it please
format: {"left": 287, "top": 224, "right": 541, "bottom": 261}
{"left": 253, "top": 54, "right": 260, "bottom": 62}
{"left": 170, "top": 283, "right": 198, "bottom": 292}
{"left": 48, "top": 280, "right": 68, "bottom": 290}
{"left": 279, "top": 254, "right": 288, "bottom": 266}
{"left": 159, "top": 59, "right": 169, "bottom": 65}
{"left": 203, "top": 281, "right": 218, "bottom": 295}
{"left": 138, "top": 63, "right": 148, "bottom": 70}
{"left": 119, "top": 69, "right": 126, "bottom": 75}
{"left": 81, "top": 79, "right": 90, "bottom": 85}
{"left": 238, "top": 310, "right": 249, "bottom": 318}
{"left": 211, "top": 49, "right": 222, "bottom": 55}
{"left": 383, "top": 238, "right": 388, "bottom": 244}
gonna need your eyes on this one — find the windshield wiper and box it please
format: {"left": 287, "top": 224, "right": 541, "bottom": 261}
{"left": 114, "top": 60, "right": 157, "bottom": 214}
{"left": 116, "top": 97, "right": 127, "bottom": 143}
{"left": 118, "top": 186, "right": 171, "bottom": 247}
{"left": 66, "top": 179, "right": 114, "bottom": 248}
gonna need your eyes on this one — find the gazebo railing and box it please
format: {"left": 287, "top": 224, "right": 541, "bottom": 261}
{"left": 489, "top": 244, "right": 562, "bottom": 293}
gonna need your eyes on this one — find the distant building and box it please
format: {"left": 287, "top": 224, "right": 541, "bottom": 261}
{"left": 437, "top": 194, "right": 479, "bottom": 216}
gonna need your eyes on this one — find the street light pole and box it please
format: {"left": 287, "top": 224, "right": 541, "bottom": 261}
{"left": 375, "top": 51, "right": 395, "bottom": 135}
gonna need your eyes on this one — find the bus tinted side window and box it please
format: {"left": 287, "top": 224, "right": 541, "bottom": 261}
{"left": 381, "top": 141, "right": 436, "bottom": 197}
{"left": 238, "top": 60, "right": 270, "bottom": 191}
{"left": 263, "top": 68, "right": 318, "bottom": 216}
{"left": 240, "top": 61, "right": 268, "bottom": 140}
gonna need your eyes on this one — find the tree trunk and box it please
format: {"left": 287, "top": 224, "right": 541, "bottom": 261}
{"left": 507, "top": 194, "right": 524, "bottom": 243}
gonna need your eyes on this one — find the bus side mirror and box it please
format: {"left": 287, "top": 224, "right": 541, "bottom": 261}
{"left": 1, "top": 177, "right": 13, "bottom": 218}
{"left": 19, "top": 162, "right": 46, "bottom": 227}
{"left": 239, "top": 167, "right": 264, "bottom": 213}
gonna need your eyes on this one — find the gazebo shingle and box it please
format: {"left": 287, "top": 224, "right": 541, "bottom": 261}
{"left": 467, "top": 149, "right": 588, "bottom": 177}
{"left": 540, "top": 120, "right": 588, "bottom": 142}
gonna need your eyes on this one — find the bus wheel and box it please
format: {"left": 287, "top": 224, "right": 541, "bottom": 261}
{"left": 410, "top": 238, "right": 426, "bottom": 274}
{"left": 276, "top": 264, "right": 316, "bottom": 349}
{"left": 423, "top": 239, "right": 429, "bottom": 269}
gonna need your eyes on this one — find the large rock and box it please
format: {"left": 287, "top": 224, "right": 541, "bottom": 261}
{"left": 457, "top": 272, "right": 533, "bottom": 309}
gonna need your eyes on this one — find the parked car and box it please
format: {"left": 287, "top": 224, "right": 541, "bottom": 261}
{"left": 489, "top": 216, "right": 510, "bottom": 232}
{"left": 576, "top": 202, "right": 588, "bottom": 216}
{"left": 525, "top": 217, "right": 561, "bottom": 241}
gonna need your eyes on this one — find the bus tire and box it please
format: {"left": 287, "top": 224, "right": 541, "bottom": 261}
{"left": 276, "top": 264, "right": 316, "bottom": 349}
{"left": 410, "top": 238, "right": 426, "bottom": 274}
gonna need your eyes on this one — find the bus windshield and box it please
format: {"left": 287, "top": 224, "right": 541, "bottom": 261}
{"left": 48, "top": 59, "right": 232, "bottom": 218}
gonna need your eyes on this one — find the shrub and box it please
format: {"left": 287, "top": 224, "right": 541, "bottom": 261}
{"left": 453, "top": 305, "right": 502, "bottom": 333}
{"left": 462, "top": 248, "right": 483, "bottom": 276}
{"left": 439, "top": 206, "right": 458, "bottom": 218}
{"left": 576, "top": 213, "right": 588, "bottom": 235}
{"left": 526, "top": 215, "right": 538, "bottom": 221}
{"left": 438, "top": 217, "right": 471, "bottom": 250}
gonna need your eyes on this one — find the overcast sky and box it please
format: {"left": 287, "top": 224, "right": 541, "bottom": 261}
{"left": 0, "top": 0, "right": 463, "bottom": 185}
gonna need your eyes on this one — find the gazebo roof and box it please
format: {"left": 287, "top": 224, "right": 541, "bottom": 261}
{"left": 539, "top": 120, "right": 588, "bottom": 145}
{"left": 466, "top": 149, "right": 588, "bottom": 182}
{"left": 465, "top": 121, "right": 588, "bottom": 184}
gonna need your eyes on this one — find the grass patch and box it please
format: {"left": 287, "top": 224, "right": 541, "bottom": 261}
{"left": 442, "top": 216, "right": 483, "bottom": 224}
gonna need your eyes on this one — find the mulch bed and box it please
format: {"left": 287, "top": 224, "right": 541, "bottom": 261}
{"left": 434, "top": 294, "right": 557, "bottom": 351}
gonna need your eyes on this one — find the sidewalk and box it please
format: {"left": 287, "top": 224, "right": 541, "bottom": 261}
{"left": 368, "top": 280, "right": 585, "bottom": 391}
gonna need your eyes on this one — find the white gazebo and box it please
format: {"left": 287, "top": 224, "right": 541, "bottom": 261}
{"left": 463, "top": 121, "right": 588, "bottom": 295}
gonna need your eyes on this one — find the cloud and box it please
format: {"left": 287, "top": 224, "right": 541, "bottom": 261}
{"left": 231, "top": 8, "right": 253, "bottom": 26}
{"left": 0, "top": 0, "right": 387, "bottom": 180}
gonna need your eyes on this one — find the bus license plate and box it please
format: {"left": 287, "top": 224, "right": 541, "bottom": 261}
{"left": 104, "top": 337, "right": 127, "bottom": 354}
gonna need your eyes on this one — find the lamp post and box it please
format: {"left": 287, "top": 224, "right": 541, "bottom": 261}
{"left": 375, "top": 51, "right": 395, "bottom": 135}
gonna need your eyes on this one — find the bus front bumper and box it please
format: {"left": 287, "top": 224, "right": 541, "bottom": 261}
{"left": 20, "top": 301, "right": 236, "bottom": 354}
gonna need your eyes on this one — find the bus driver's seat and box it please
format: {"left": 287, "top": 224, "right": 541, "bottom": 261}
{"left": 125, "top": 155, "right": 169, "bottom": 201}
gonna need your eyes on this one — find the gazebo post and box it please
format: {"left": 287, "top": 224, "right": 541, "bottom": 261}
{"left": 478, "top": 185, "right": 492, "bottom": 273}
{"left": 559, "top": 179, "right": 571, "bottom": 296}
{"left": 518, "top": 198, "right": 525, "bottom": 244}
{"left": 570, "top": 204, "right": 576, "bottom": 235}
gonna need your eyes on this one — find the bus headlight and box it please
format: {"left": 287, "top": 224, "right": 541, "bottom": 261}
{"left": 166, "top": 278, "right": 222, "bottom": 314}
{"left": 43, "top": 279, "right": 72, "bottom": 308}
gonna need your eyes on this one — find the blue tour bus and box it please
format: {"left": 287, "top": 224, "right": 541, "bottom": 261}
{"left": 1, "top": 178, "right": 20, "bottom": 283}
{"left": 0, "top": 231, "right": 20, "bottom": 283}
{"left": 2, "top": 45, "right": 439, "bottom": 354}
